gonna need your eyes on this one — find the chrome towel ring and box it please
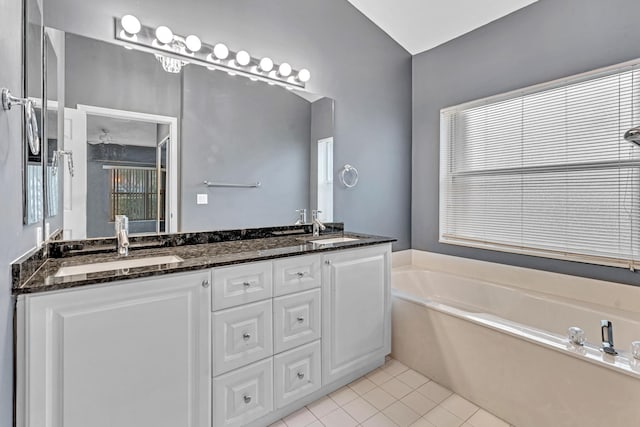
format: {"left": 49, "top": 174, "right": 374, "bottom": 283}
{"left": 339, "top": 164, "right": 359, "bottom": 188}
{"left": 2, "top": 88, "right": 41, "bottom": 155}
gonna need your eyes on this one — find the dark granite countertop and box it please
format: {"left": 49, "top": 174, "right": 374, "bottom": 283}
{"left": 13, "top": 230, "right": 394, "bottom": 295}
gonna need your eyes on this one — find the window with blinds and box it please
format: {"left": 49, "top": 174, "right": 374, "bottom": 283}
{"left": 440, "top": 62, "right": 640, "bottom": 269}
{"left": 110, "top": 167, "right": 166, "bottom": 222}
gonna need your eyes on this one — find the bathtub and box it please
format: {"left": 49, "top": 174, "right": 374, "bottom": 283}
{"left": 391, "top": 254, "right": 640, "bottom": 427}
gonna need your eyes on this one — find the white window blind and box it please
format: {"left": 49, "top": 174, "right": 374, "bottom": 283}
{"left": 440, "top": 62, "right": 640, "bottom": 269}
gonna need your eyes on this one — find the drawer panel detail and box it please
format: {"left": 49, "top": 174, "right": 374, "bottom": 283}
{"left": 274, "top": 341, "right": 321, "bottom": 409}
{"left": 213, "top": 358, "right": 273, "bottom": 427}
{"left": 213, "top": 300, "right": 273, "bottom": 375}
{"left": 213, "top": 262, "right": 273, "bottom": 310}
{"left": 273, "top": 289, "right": 321, "bottom": 353}
{"left": 273, "top": 255, "right": 321, "bottom": 296}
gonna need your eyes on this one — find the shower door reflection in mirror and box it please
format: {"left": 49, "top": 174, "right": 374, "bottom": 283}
{"left": 62, "top": 106, "right": 177, "bottom": 239}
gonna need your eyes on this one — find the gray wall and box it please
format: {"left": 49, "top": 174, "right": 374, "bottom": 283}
{"left": 181, "top": 66, "right": 311, "bottom": 230}
{"left": 0, "top": 0, "right": 41, "bottom": 424}
{"left": 65, "top": 34, "right": 181, "bottom": 117}
{"left": 46, "top": 0, "right": 413, "bottom": 249}
{"left": 412, "top": 0, "right": 640, "bottom": 285}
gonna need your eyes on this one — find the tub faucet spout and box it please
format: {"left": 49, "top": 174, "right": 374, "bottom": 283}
{"left": 115, "top": 215, "right": 129, "bottom": 257}
{"left": 600, "top": 320, "right": 618, "bottom": 355}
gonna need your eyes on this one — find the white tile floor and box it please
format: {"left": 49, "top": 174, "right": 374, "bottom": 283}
{"left": 270, "top": 357, "right": 513, "bottom": 427}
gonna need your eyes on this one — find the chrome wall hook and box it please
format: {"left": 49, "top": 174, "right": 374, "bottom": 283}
{"left": 1, "top": 87, "right": 41, "bottom": 155}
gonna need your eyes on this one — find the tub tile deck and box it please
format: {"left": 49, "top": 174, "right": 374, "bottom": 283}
{"left": 269, "top": 358, "right": 513, "bottom": 427}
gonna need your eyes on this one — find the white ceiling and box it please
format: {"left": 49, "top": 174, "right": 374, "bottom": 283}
{"left": 87, "top": 115, "right": 160, "bottom": 147}
{"left": 346, "top": 0, "right": 538, "bottom": 55}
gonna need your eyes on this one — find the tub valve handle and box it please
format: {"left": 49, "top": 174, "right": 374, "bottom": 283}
{"left": 568, "top": 326, "right": 585, "bottom": 346}
{"left": 601, "top": 320, "right": 618, "bottom": 355}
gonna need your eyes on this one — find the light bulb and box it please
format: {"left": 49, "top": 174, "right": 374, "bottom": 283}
{"left": 213, "top": 43, "right": 229, "bottom": 60}
{"left": 278, "top": 62, "right": 292, "bottom": 77}
{"left": 121, "top": 15, "right": 141, "bottom": 35}
{"left": 155, "top": 26, "right": 174, "bottom": 44}
{"left": 297, "top": 68, "right": 311, "bottom": 83}
{"left": 185, "top": 35, "right": 202, "bottom": 52}
{"left": 119, "top": 30, "right": 137, "bottom": 42}
{"left": 236, "top": 50, "right": 251, "bottom": 67}
{"left": 259, "top": 57, "right": 274, "bottom": 73}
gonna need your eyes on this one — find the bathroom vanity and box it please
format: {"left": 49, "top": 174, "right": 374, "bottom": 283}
{"left": 13, "top": 226, "right": 393, "bottom": 427}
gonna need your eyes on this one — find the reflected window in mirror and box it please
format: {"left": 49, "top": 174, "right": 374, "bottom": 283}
{"left": 317, "top": 137, "right": 334, "bottom": 222}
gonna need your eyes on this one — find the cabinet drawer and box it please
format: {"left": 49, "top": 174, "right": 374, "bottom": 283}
{"left": 273, "top": 255, "right": 321, "bottom": 296}
{"left": 213, "top": 300, "right": 273, "bottom": 375}
{"left": 213, "top": 262, "right": 272, "bottom": 310}
{"left": 213, "top": 358, "right": 273, "bottom": 427}
{"left": 273, "top": 289, "right": 321, "bottom": 353}
{"left": 274, "top": 341, "right": 321, "bottom": 409}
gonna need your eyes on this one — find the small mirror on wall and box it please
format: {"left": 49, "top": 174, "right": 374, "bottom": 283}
{"left": 23, "top": 0, "right": 43, "bottom": 226}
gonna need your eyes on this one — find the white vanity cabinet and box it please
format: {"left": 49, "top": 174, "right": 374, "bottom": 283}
{"left": 321, "top": 245, "right": 391, "bottom": 385}
{"left": 16, "top": 242, "right": 391, "bottom": 427}
{"left": 16, "top": 271, "right": 212, "bottom": 427}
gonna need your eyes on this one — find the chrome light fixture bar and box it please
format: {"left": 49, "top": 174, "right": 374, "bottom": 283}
{"left": 114, "top": 15, "right": 311, "bottom": 90}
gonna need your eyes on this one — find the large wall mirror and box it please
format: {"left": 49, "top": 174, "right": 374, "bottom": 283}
{"left": 33, "top": 1, "right": 335, "bottom": 242}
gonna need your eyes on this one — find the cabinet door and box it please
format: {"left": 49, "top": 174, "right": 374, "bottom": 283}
{"left": 322, "top": 245, "right": 391, "bottom": 385}
{"left": 20, "top": 271, "right": 211, "bottom": 427}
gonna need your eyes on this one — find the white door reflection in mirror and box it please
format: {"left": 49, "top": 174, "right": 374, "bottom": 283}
{"left": 62, "top": 108, "right": 86, "bottom": 239}
{"left": 61, "top": 105, "right": 178, "bottom": 239}
{"left": 317, "top": 137, "right": 333, "bottom": 222}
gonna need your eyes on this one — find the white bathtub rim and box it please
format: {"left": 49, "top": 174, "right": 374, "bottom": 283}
{"left": 391, "top": 288, "right": 640, "bottom": 380}
{"left": 402, "top": 250, "right": 640, "bottom": 315}
{"left": 393, "top": 267, "right": 640, "bottom": 322}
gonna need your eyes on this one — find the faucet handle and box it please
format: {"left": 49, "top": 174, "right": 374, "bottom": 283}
{"left": 294, "top": 209, "right": 307, "bottom": 225}
{"left": 601, "top": 320, "right": 618, "bottom": 355}
{"left": 115, "top": 215, "right": 129, "bottom": 233}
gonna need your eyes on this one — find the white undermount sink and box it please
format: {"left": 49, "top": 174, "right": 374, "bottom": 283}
{"left": 54, "top": 255, "right": 184, "bottom": 277}
{"left": 309, "top": 237, "right": 360, "bottom": 245}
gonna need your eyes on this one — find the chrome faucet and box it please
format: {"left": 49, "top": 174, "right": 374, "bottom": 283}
{"left": 311, "top": 210, "right": 326, "bottom": 236}
{"left": 294, "top": 209, "right": 307, "bottom": 225}
{"left": 115, "top": 215, "right": 130, "bottom": 256}
{"left": 601, "top": 320, "right": 618, "bottom": 355}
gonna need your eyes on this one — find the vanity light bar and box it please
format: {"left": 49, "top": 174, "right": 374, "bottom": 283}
{"left": 114, "top": 16, "right": 311, "bottom": 90}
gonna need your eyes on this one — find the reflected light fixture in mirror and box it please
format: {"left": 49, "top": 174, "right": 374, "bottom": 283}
{"left": 120, "top": 14, "right": 141, "bottom": 40}
{"left": 115, "top": 15, "right": 311, "bottom": 89}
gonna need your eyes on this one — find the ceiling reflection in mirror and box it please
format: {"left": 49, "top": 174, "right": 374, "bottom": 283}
{"left": 38, "top": 20, "right": 334, "bottom": 242}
